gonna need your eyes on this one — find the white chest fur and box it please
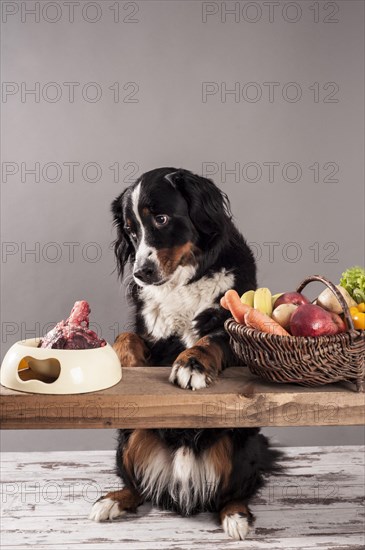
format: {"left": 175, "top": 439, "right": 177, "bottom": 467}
{"left": 139, "top": 266, "right": 234, "bottom": 347}
{"left": 136, "top": 444, "right": 221, "bottom": 515}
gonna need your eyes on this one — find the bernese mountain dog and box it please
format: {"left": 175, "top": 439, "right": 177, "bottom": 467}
{"left": 89, "top": 167, "right": 281, "bottom": 540}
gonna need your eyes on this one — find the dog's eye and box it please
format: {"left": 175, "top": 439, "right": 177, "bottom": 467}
{"left": 154, "top": 215, "right": 169, "bottom": 227}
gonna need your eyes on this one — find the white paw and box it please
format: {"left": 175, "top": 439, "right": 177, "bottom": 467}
{"left": 222, "top": 513, "right": 249, "bottom": 540}
{"left": 169, "top": 361, "right": 208, "bottom": 391}
{"left": 89, "top": 497, "right": 126, "bottom": 522}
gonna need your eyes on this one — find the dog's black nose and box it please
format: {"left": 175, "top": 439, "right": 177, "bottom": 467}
{"left": 134, "top": 263, "right": 156, "bottom": 284}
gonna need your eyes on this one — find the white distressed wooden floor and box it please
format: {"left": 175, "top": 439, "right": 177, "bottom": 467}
{"left": 1, "top": 446, "right": 364, "bottom": 550}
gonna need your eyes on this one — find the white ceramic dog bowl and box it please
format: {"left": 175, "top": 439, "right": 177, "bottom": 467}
{"left": 0, "top": 338, "right": 122, "bottom": 394}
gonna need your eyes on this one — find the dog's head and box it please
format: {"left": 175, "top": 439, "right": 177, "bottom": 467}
{"left": 112, "top": 167, "right": 232, "bottom": 286}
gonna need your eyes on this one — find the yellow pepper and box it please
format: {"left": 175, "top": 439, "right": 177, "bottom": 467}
{"left": 349, "top": 304, "right": 365, "bottom": 330}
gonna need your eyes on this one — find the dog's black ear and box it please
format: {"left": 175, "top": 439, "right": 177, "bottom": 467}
{"left": 111, "top": 189, "right": 134, "bottom": 278}
{"left": 167, "top": 169, "right": 232, "bottom": 247}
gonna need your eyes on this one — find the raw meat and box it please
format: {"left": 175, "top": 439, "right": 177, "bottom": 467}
{"left": 38, "top": 301, "right": 106, "bottom": 349}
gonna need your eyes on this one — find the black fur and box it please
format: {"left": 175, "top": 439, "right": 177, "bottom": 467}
{"left": 112, "top": 167, "right": 257, "bottom": 365}
{"left": 116, "top": 428, "right": 282, "bottom": 516}
{"left": 110, "top": 167, "right": 281, "bottom": 520}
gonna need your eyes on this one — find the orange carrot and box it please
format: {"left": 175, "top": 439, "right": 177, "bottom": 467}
{"left": 220, "top": 296, "right": 228, "bottom": 309}
{"left": 223, "top": 290, "right": 252, "bottom": 324}
{"left": 244, "top": 308, "right": 290, "bottom": 336}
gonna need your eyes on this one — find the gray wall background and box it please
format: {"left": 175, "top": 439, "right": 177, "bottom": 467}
{"left": 1, "top": 0, "right": 364, "bottom": 451}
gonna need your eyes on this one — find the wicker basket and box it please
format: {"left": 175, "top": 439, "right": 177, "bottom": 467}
{"left": 225, "top": 275, "right": 365, "bottom": 392}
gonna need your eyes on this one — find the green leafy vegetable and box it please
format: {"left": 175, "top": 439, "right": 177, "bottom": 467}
{"left": 340, "top": 266, "right": 365, "bottom": 304}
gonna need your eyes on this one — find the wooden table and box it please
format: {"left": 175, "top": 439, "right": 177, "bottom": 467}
{"left": 1, "top": 368, "right": 364, "bottom": 549}
{"left": 1, "top": 367, "right": 364, "bottom": 429}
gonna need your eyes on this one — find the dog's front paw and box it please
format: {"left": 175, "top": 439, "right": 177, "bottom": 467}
{"left": 113, "top": 332, "right": 150, "bottom": 367}
{"left": 169, "top": 348, "right": 217, "bottom": 390}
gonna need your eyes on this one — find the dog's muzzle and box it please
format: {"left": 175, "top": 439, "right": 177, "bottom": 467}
{"left": 133, "top": 259, "right": 162, "bottom": 285}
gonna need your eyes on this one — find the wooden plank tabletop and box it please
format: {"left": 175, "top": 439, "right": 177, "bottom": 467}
{"left": 1, "top": 446, "right": 364, "bottom": 549}
{"left": 1, "top": 367, "right": 364, "bottom": 429}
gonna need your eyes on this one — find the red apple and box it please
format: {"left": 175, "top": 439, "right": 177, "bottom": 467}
{"left": 273, "top": 292, "right": 310, "bottom": 310}
{"left": 329, "top": 311, "right": 346, "bottom": 333}
{"left": 290, "top": 304, "right": 346, "bottom": 337}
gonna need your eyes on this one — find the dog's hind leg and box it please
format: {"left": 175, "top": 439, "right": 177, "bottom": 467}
{"left": 219, "top": 500, "right": 254, "bottom": 540}
{"left": 113, "top": 332, "right": 150, "bottom": 367}
{"left": 89, "top": 487, "right": 143, "bottom": 522}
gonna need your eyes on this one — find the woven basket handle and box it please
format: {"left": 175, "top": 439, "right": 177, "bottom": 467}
{"left": 296, "top": 275, "right": 355, "bottom": 331}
